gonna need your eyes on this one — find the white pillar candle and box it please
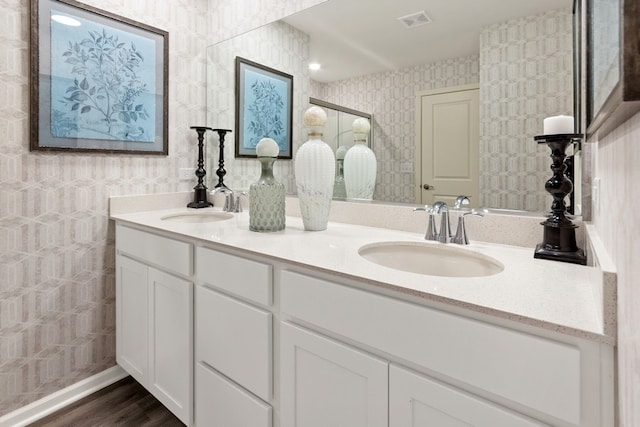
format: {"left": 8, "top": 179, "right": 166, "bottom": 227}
{"left": 543, "top": 115, "right": 574, "bottom": 135}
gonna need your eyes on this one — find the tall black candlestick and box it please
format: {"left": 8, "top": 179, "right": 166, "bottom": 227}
{"left": 187, "top": 126, "right": 214, "bottom": 209}
{"left": 533, "top": 133, "right": 586, "bottom": 265}
{"left": 213, "top": 129, "right": 232, "bottom": 189}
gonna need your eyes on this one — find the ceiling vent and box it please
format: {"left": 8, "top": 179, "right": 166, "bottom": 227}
{"left": 397, "top": 11, "right": 432, "bottom": 28}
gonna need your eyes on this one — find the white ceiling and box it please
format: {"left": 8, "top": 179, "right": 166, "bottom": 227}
{"left": 283, "top": 0, "right": 573, "bottom": 83}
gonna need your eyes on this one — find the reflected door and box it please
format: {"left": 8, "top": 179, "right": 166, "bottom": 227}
{"left": 418, "top": 87, "right": 479, "bottom": 206}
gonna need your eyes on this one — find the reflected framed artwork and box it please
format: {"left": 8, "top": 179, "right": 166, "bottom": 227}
{"left": 30, "top": 0, "right": 168, "bottom": 154}
{"left": 235, "top": 57, "right": 293, "bottom": 159}
{"left": 586, "top": 0, "right": 640, "bottom": 139}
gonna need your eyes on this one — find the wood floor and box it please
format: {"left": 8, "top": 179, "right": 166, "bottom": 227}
{"left": 28, "top": 376, "right": 184, "bottom": 427}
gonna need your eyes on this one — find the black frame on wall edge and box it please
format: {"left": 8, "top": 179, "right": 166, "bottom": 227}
{"left": 586, "top": 0, "right": 640, "bottom": 140}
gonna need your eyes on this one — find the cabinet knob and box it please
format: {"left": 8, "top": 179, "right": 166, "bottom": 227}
{"left": 423, "top": 184, "right": 433, "bottom": 190}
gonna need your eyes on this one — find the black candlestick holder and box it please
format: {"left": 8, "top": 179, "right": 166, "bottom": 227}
{"left": 534, "top": 133, "right": 586, "bottom": 265}
{"left": 213, "top": 129, "right": 232, "bottom": 189}
{"left": 187, "top": 126, "right": 214, "bottom": 209}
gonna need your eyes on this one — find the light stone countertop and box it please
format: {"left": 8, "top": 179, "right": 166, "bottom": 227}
{"left": 110, "top": 197, "right": 615, "bottom": 346}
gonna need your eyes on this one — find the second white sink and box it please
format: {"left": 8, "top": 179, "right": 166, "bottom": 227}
{"left": 358, "top": 241, "right": 504, "bottom": 278}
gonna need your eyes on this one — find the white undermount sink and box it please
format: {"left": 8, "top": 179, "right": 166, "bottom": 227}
{"left": 160, "top": 211, "right": 233, "bottom": 223}
{"left": 358, "top": 241, "right": 504, "bottom": 278}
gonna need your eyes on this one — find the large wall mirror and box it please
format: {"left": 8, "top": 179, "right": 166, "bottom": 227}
{"left": 206, "top": 0, "right": 578, "bottom": 214}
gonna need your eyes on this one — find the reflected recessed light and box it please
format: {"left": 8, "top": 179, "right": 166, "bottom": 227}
{"left": 51, "top": 14, "right": 81, "bottom": 27}
{"left": 309, "top": 63, "right": 321, "bottom": 71}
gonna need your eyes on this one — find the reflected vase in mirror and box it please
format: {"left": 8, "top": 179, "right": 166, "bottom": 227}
{"left": 295, "top": 106, "right": 335, "bottom": 231}
{"left": 250, "top": 138, "right": 286, "bottom": 232}
{"left": 344, "top": 118, "right": 376, "bottom": 200}
{"left": 333, "top": 145, "right": 348, "bottom": 198}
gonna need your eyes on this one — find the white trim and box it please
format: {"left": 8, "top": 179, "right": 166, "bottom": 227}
{"left": 0, "top": 365, "right": 128, "bottom": 427}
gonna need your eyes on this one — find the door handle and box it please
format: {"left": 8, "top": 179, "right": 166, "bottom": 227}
{"left": 423, "top": 184, "right": 433, "bottom": 190}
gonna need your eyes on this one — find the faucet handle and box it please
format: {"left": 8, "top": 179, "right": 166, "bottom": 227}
{"left": 233, "top": 191, "right": 248, "bottom": 213}
{"left": 452, "top": 209, "right": 485, "bottom": 245}
{"left": 211, "top": 187, "right": 234, "bottom": 211}
{"left": 413, "top": 205, "right": 439, "bottom": 240}
{"left": 413, "top": 205, "right": 433, "bottom": 213}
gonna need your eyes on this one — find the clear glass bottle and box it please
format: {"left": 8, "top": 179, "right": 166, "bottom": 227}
{"left": 250, "top": 138, "right": 285, "bottom": 232}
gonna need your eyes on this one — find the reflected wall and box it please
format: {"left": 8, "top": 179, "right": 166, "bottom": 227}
{"left": 206, "top": 21, "right": 310, "bottom": 192}
{"left": 206, "top": 6, "right": 573, "bottom": 212}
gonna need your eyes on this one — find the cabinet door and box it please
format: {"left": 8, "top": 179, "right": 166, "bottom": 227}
{"left": 147, "top": 267, "right": 193, "bottom": 425}
{"left": 389, "top": 364, "right": 546, "bottom": 427}
{"left": 280, "top": 322, "right": 388, "bottom": 427}
{"left": 116, "top": 255, "right": 149, "bottom": 385}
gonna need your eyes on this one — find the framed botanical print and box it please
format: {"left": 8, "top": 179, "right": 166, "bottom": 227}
{"left": 30, "top": 0, "right": 169, "bottom": 154}
{"left": 235, "top": 57, "right": 293, "bottom": 159}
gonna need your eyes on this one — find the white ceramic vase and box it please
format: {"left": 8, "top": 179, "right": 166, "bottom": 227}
{"left": 295, "top": 106, "right": 335, "bottom": 231}
{"left": 344, "top": 118, "right": 376, "bottom": 200}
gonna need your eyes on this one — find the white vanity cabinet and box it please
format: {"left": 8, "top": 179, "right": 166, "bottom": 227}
{"left": 195, "top": 247, "right": 274, "bottom": 427}
{"left": 115, "top": 225, "right": 193, "bottom": 425}
{"left": 280, "top": 269, "right": 612, "bottom": 427}
{"left": 113, "top": 219, "right": 613, "bottom": 427}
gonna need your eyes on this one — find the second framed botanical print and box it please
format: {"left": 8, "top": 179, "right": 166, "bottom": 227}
{"left": 235, "top": 57, "right": 293, "bottom": 159}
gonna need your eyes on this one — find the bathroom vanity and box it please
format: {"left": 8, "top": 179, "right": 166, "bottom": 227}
{"left": 110, "top": 195, "right": 615, "bottom": 427}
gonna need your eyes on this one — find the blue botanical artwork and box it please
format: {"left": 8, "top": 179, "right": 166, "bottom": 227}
{"left": 50, "top": 10, "right": 156, "bottom": 143}
{"left": 242, "top": 68, "right": 290, "bottom": 151}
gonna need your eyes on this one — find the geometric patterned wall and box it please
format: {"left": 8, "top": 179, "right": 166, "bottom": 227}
{"left": 0, "top": 0, "right": 209, "bottom": 415}
{"left": 0, "top": 0, "right": 324, "bottom": 416}
{"left": 313, "top": 8, "right": 572, "bottom": 207}
{"left": 592, "top": 112, "right": 640, "bottom": 427}
{"left": 479, "top": 7, "right": 573, "bottom": 211}
{"left": 313, "top": 55, "right": 480, "bottom": 204}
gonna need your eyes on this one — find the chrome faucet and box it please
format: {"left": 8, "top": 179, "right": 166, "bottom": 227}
{"left": 454, "top": 195, "right": 470, "bottom": 209}
{"left": 212, "top": 187, "right": 245, "bottom": 213}
{"left": 432, "top": 202, "right": 452, "bottom": 243}
{"left": 414, "top": 201, "right": 452, "bottom": 242}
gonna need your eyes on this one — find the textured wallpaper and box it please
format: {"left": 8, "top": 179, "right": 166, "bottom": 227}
{"left": 313, "top": 55, "right": 480, "bottom": 204}
{"left": 479, "top": 8, "right": 574, "bottom": 211}
{"left": 312, "top": 8, "right": 572, "bottom": 208}
{"left": 592, "top": 112, "right": 640, "bottom": 427}
{"left": 0, "top": 0, "right": 324, "bottom": 416}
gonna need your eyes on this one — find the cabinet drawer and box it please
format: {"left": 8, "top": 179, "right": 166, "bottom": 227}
{"left": 196, "top": 246, "right": 272, "bottom": 306}
{"left": 281, "top": 270, "right": 581, "bottom": 425}
{"left": 196, "top": 363, "right": 272, "bottom": 427}
{"left": 196, "top": 285, "right": 272, "bottom": 401}
{"left": 116, "top": 225, "right": 191, "bottom": 276}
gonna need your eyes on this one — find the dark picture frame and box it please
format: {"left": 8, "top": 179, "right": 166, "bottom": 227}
{"left": 30, "top": 0, "right": 169, "bottom": 154}
{"left": 235, "top": 57, "right": 293, "bottom": 159}
{"left": 586, "top": 0, "right": 640, "bottom": 139}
